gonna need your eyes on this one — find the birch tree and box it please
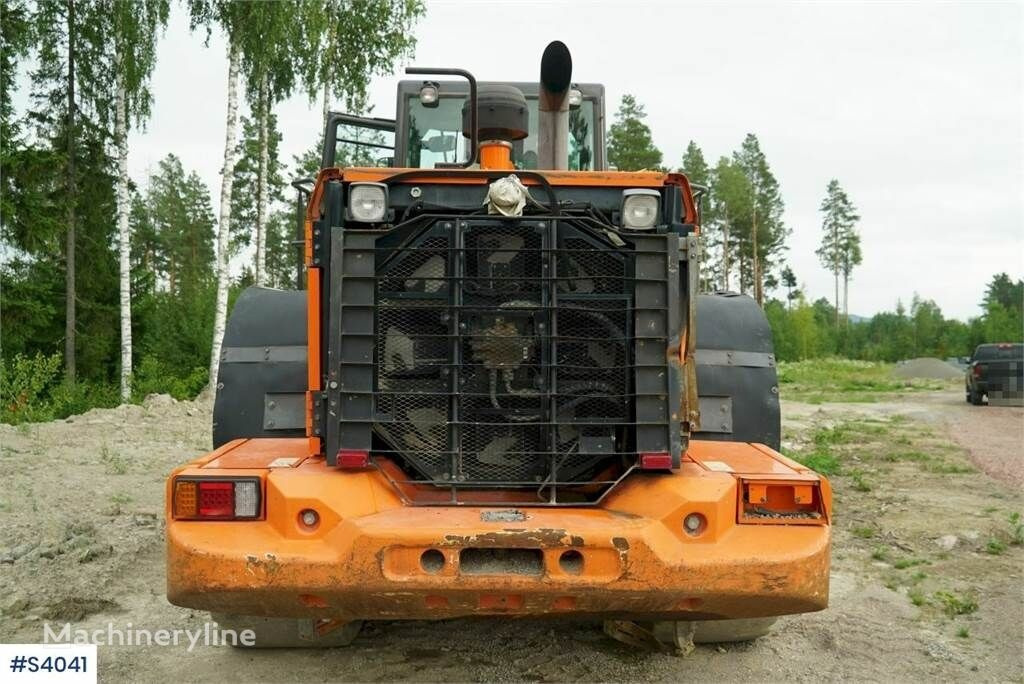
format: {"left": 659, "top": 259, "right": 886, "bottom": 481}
{"left": 188, "top": 0, "right": 246, "bottom": 391}
{"left": 301, "top": 0, "right": 423, "bottom": 127}
{"left": 108, "top": 0, "right": 169, "bottom": 401}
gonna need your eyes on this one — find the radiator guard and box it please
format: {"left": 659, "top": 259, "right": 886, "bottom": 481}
{"left": 325, "top": 216, "right": 681, "bottom": 502}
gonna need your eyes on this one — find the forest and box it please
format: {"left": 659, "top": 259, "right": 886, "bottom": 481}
{"left": 1, "top": 0, "right": 1021, "bottom": 425}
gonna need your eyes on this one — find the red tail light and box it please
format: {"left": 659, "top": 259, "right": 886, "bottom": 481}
{"left": 972, "top": 365, "right": 982, "bottom": 378}
{"left": 337, "top": 449, "right": 370, "bottom": 469}
{"left": 198, "top": 481, "right": 234, "bottom": 518}
{"left": 640, "top": 452, "right": 674, "bottom": 470}
{"left": 172, "top": 477, "right": 261, "bottom": 520}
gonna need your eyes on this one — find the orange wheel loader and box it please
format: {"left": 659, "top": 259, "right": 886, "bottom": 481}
{"left": 166, "top": 42, "right": 831, "bottom": 650}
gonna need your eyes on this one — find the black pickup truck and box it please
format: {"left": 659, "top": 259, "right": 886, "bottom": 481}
{"left": 965, "top": 343, "right": 1024, "bottom": 406}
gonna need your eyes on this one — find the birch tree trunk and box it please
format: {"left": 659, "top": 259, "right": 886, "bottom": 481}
{"left": 209, "top": 42, "right": 241, "bottom": 392}
{"left": 115, "top": 69, "right": 132, "bottom": 401}
{"left": 255, "top": 73, "right": 268, "bottom": 286}
{"left": 322, "top": 79, "right": 330, "bottom": 130}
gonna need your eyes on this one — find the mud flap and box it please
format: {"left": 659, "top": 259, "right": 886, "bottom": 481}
{"left": 694, "top": 293, "right": 781, "bottom": 450}
{"left": 213, "top": 287, "right": 307, "bottom": 448}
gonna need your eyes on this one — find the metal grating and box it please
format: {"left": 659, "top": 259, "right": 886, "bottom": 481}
{"left": 329, "top": 215, "right": 680, "bottom": 503}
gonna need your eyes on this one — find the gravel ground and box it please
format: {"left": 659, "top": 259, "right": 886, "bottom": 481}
{"left": 0, "top": 389, "right": 1021, "bottom": 682}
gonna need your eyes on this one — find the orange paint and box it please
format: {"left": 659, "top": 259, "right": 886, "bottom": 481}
{"left": 166, "top": 438, "right": 831, "bottom": 621}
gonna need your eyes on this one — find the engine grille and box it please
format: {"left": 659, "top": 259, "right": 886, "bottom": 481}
{"left": 328, "top": 216, "right": 680, "bottom": 502}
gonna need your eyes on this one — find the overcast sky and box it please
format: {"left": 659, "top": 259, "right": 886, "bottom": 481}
{"left": 118, "top": 0, "right": 1024, "bottom": 320}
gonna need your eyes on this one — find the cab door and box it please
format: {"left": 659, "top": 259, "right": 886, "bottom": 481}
{"left": 321, "top": 113, "right": 396, "bottom": 169}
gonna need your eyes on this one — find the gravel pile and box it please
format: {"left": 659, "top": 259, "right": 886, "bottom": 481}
{"left": 892, "top": 357, "right": 963, "bottom": 380}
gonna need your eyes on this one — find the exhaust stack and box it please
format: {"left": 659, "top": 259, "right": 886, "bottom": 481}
{"left": 537, "top": 41, "right": 572, "bottom": 170}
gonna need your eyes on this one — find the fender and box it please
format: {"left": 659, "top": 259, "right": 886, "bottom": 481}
{"left": 213, "top": 287, "right": 307, "bottom": 447}
{"left": 693, "top": 292, "right": 781, "bottom": 450}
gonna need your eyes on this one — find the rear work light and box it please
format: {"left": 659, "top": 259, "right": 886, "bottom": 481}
{"left": 172, "top": 478, "right": 261, "bottom": 520}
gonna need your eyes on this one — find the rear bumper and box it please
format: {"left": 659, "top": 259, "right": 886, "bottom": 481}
{"left": 166, "top": 439, "right": 831, "bottom": 621}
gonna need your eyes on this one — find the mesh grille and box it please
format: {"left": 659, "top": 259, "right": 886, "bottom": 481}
{"left": 369, "top": 218, "right": 664, "bottom": 492}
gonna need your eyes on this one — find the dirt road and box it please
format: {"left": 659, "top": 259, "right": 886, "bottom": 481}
{"left": 1, "top": 389, "right": 1021, "bottom": 681}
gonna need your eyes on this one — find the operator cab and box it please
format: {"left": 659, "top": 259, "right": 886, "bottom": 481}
{"left": 321, "top": 81, "right": 606, "bottom": 171}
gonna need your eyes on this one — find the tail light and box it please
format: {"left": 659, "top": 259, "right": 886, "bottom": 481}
{"left": 337, "top": 449, "right": 370, "bottom": 469}
{"left": 172, "top": 478, "right": 261, "bottom": 520}
{"left": 640, "top": 452, "right": 674, "bottom": 470}
{"left": 738, "top": 479, "right": 826, "bottom": 525}
{"left": 972, "top": 364, "right": 982, "bottom": 378}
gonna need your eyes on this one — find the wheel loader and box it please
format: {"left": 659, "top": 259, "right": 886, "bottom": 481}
{"left": 165, "top": 42, "right": 831, "bottom": 651}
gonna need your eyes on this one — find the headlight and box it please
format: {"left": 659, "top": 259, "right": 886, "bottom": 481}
{"left": 621, "top": 188, "right": 660, "bottom": 230}
{"left": 418, "top": 81, "right": 440, "bottom": 108}
{"left": 348, "top": 182, "right": 388, "bottom": 223}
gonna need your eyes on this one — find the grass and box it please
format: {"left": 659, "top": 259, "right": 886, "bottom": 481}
{"left": 109, "top": 493, "right": 133, "bottom": 505}
{"left": 922, "top": 462, "right": 974, "bottom": 474}
{"left": 934, "top": 591, "right": 978, "bottom": 617}
{"left": 871, "top": 546, "right": 890, "bottom": 562}
{"left": 852, "top": 525, "right": 877, "bottom": 539}
{"left": 985, "top": 539, "right": 1007, "bottom": 555}
{"left": 100, "top": 445, "right": 129, "bottom": 475}
{"left": 1010, "top": 512, "right": 1023, "bottom": 546}
{"left": 793, "top": 450, "right": 841, "bottom": 475}
{"left": 893, "top": 557, "right": 928, "bottom": 569}
{"left": 908, "top": 587, "right": 927, "bottom": 607}
{"left": 956, "top": 626, "right": 970, "bottom": 639}
{"left": 850, "top": 470, "right": 872, "bottom": 492}
{"left": 777, "top": 358, "right": 952, "bottom": 403}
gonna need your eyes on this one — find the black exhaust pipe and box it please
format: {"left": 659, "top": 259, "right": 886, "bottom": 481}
{"left": 538, "top": 41, "right": 572, "bottom": 170}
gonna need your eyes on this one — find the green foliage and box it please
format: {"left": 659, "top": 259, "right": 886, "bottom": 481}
{"left": 849, "top": 470, "right": 872, "bottom": 492}
{"left": 132, "top": 355, "right": 207, "bottom": 402}
{"left": 852, "top": 526, "right": 877, "bottom": 539}
{"left": 956, "top": 626, "right": 969, "bottom": 639}
{"left": 908, "top": 588, "right": 927, "bottom": 606}
{"left": 0, "top": 352, "right": 120, "bottom": 424}
{"left": 1, "top": 353, "right": 63, "bottom": 423}
{"left": 303, "top": 0, "right": 425, "bottom": 111}
{"left": 765, "top": 274, "right": 1020, "bottom": 364}
{"left": 793, "top": 450, "right": 841, "bottom": 476}
{"left": 933, "top": 591, "right": 978, "bottom": 617}
{"left": 1010, "top": 512, "right": 1023, "bottom": 546}
{"left": 607, "top": 95, "right": 662, "bottom": 171}
{"left": 984, "top": 538, "right": 1006, "bottom": 555}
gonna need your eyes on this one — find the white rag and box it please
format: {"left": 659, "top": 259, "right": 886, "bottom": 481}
{"left": 484, "top": 175, "right": 530, "bottom": 216}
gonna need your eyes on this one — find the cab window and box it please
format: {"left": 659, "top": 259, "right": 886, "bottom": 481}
{"left": 403, "top": 94, "right": 597, "bottom": 171}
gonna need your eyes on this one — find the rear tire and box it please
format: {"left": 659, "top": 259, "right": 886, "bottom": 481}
{"left": 969, "top": 389, "right": 984, "bottom": 406}
{"left": 211, "top": 614, "right": 363, "bottom": 648}
{"left": 652, "top": 617, "right": 776, "bottom": 646}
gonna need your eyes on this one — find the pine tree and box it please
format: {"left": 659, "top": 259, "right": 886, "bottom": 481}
{"left": 732, "top": 134, "right": 788, "bottom": 306}
{"left": 709, "top": 157, "right": 753, "bottom": 292}
{"left": 29, "top": 0, "right": 115, "bottom": 383}
{"left": 680, "top": 141, "right": 715, "bottom": 289}
{"left": 781, "top": 266, "right": 798, "bottom": 310}
{"left": 816, "top": 179, "right": 860, "bottom": 327}
{"left": 607, "top": 95, "right": 662, "bottom": 171}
